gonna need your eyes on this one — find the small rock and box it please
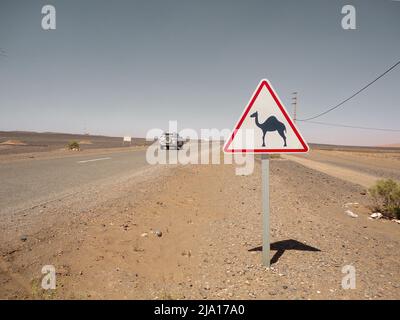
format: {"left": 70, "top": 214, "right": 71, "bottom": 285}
{"left": 20, "top": 235, "right": 27, "bottom": 242}
{"left": 344, "top": 202, "right": 359, "bottom": 207}
{"left": 392, "top": 219, "right": 400, "bottom": 224}
{"left": 345, "top": 210, "right": 358, "bottom": 218}
{"left": 154, "top": 230, "right": 162, "bottom": 237}
{"left": 141, "top": 232, "right": 148, "bottom": 237}
{"left": 370, "top": 212, "right": 383, "bottom": 219}
{"left": 182, "top": 250, "right": 192, "bottom": 257}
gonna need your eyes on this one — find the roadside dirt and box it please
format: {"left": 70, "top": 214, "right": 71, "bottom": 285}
{"left": 283, "top": 155, "right": 379, "bottom": 188}
{"left": 1, "top": 157, "right": 399, "bottom": 299}
{"left": 291, "top": 149, "right": 400, "bottom": 183}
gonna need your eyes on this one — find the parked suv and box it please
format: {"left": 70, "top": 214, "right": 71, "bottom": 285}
{"left": 159, "top": 132, "right": 185, "bottom": 150}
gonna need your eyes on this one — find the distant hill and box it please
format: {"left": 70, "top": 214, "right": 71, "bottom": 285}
{"left": 309, "top": 143, "right": 400, "bottom": 152}
{"left": 0, "top": 131, "right": 149, "bottom": 155}
{"left": 378, "top": 143, "right": 400, "bottom": 148}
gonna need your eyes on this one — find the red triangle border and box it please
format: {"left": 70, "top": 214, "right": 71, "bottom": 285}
{"left": 223, "top": 79, "right": 309, "bottom": 153}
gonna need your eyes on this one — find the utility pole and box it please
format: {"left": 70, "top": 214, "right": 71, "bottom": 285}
{"left": 291, "top": 91, "right": 298, "bottom": 123}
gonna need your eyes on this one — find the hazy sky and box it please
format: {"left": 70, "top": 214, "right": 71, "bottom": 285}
{"left": 0, "top": 0, "right": 399, "bottom": 146}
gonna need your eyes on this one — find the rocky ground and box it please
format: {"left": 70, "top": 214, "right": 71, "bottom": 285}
{"left": 0, "top": 156, "right": 399, "bottom": 299}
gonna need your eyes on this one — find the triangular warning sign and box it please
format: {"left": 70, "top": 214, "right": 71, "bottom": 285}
{"left": 224, "top": 79, "right": 309, "bottom": 153}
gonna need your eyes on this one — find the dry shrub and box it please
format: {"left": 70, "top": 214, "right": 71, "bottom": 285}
{"left": 67, "top": 141, "right": 80, "bottom": 150}
{"left": 368, "top": 179, "right": 400, "bottom": 219}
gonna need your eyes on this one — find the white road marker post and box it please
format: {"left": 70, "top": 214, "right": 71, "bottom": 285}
{"left": 261, "top": 154, "right": 270, "bottom": 267}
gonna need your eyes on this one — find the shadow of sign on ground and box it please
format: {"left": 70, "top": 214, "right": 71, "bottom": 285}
{"left": 248, "top": 239, "right": 321, "bottom": 265}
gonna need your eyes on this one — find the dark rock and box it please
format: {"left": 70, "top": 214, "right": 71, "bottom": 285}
{"left": 155, "top": 230, "right": 162, "bottom": 237}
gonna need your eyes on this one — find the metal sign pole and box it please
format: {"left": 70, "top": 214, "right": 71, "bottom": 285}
{"left": 261, "top": 154, "right": 270, "bottom": 267}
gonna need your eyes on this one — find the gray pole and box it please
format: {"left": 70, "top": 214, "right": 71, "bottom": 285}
{"left": 291, "top": 91, "right": 298, "bottom": 123}
{"left": 261, "top": 154, "right": 270, "bottom": 267}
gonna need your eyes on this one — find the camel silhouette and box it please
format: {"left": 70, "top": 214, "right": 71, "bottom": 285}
{"left": 250, "top": 111, "right": 287, "bottom": 147}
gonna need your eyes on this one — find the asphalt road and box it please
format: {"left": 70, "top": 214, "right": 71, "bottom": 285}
{"left": 0, "top": 149, "right": 150, "bottom": 215}
{"left": 0, "top": 142, "right": 221, "bottom": 216}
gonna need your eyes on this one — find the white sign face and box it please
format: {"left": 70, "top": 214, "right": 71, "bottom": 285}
{"left": 123, "top": 136, "right": 132, "bottom": 142}
{"left": 224, "top": 79, "right": 309, "bottom": 154}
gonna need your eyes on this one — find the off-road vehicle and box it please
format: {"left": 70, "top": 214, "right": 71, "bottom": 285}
{"left": 159, "top": 132, "right": 185, "bottom": 150}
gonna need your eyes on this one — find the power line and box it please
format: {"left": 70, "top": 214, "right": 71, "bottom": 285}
{"left": 298, "top": 119, "right": 400, "bottom": 132}
{"left": 299, "top": 59, "right": 400, "bottom": 121}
